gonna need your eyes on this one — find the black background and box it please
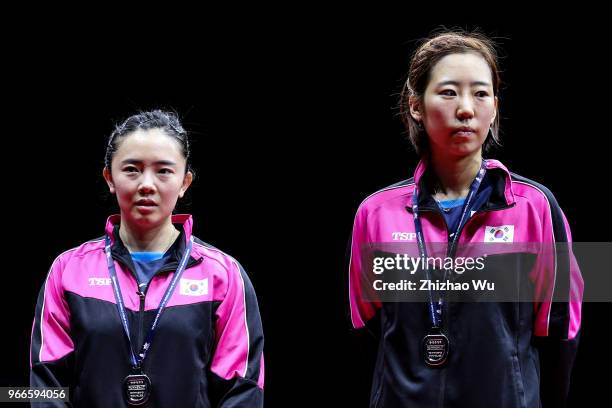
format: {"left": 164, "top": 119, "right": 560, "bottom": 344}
{"left": 4, "top": 8, "right": 610, "bottom": 407}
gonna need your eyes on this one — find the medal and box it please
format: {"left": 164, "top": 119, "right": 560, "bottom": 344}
{"left": 422, "top": 329, "right": 450, "bottom": 367}
{"left": 123, "top": 369, "right": 151, "bottom": 406}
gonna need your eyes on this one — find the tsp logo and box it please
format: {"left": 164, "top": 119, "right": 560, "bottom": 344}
{"left": 88, "top": 277, "right": 111, "bottom": 286}
{"left": 484, "top": 225, "right": 514, "bottom": 243}
{"left": 391, "top": 232, "right": 416, "bottom": 241}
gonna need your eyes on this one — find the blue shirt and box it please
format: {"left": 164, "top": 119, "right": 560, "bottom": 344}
{"left": 131, "top": 252, "right": 168, "bottom": 291}
{"left": 437, "top": 198, "right": 466, "bottom": 237}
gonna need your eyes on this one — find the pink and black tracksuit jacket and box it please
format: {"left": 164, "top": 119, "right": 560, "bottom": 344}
{"left": 30, "top": 214, "right": 264, "bottom": 407}
{"left": 349, "top": 159, "right": 583, "bottom": 408}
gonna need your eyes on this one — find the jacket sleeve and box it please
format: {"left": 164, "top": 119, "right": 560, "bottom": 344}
{"left": 533, "top": 201, "right": 583, "bottom": 408}
{"left": 30, "top": 254, "right": 74, "bottom": 407}
{"left": 208, "top": 260, "right": 264, "bottom": 407}
{"left": 348, "top": 204, "right": 382, "bottom": 331}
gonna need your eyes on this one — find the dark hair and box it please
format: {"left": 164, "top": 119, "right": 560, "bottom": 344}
{"left": 105, "top": 110, "right": 194, "bottom": 176}
{"left": 399, "top": 29, "right": 502, "bottom": 156}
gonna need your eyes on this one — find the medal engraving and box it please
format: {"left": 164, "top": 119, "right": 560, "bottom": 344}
{"left": 422, "top": 332, "right": 450, "bottom": 367}
{"left": 123, "top": 373, "right": 151, "bottom": 406}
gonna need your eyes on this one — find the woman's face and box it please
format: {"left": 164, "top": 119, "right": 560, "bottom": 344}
{"left": 412, "top": 52, "right": 498, "bottom": 158}
{"left": 103, "top": 128, "right": 193, "bottom": 229}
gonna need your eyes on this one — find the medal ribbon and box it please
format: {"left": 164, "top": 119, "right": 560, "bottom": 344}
{"left": 104, "top": 234, "right": 194, "bottom": 368}
{"left": 412, "top": 160, "right": 487, "bottom": 328}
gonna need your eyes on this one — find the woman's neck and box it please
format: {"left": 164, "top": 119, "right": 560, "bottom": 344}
{"left": 429, "top": 149, "right": 483, "bottom": 201}
{"left": 118, "top": 218, "right": 179, "bottom": 253}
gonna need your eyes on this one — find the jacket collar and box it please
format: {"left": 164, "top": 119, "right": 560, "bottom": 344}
{"left": 104, "top": 214, "right": 198, "bottom": 275}
{"left": 409, "top": 157, "right": 516, "bottom": 212}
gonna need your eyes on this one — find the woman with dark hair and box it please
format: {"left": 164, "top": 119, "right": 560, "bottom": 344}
{"left": 30, "top": 110, "right": 264, "bottom": 407}
{"left": 348, "top": 31, "right": 583, "bottom": 407}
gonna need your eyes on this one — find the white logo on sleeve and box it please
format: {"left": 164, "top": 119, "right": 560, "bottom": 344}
{"left": 88, "top": 277, "right": 111, "bottom": 286}
{"left": 179, "top": 278, "right": 208, "bottom": 296}
{"left": 391, "top": 232, "right": 417, "bottom": 241}
{"left": 484, "top": 225, "right": 514, "bottom": 243}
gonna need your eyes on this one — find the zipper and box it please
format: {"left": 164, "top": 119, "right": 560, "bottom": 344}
{"left": 136, "top": 290, "right": 146, "bottom": 353}
{"left": 109, "top": 252, "right": 204, "bottom": 356}
{"left": 407, "top": 198, "right": 515, "bottom": 406}
{"left": 404, "top": 204, "right": 452, "bottom": 407}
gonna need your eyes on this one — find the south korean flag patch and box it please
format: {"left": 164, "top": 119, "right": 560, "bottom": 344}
{"left": 484, "top": 225, "right": 514, "bottom": 243}
{"left": 180, "top": 278, "right": 208, "bottom": 296}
